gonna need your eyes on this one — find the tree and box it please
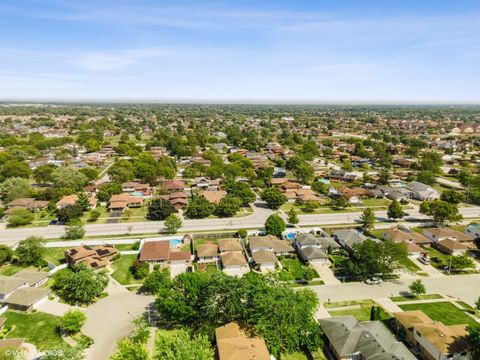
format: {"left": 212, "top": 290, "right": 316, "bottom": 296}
{"left": 79, "top": 167, "right": 99, "bottom": 181}
{"left": 450, "top": 254, "right": 475, "bottom": 270}
{"left": 147, "top": 198, "right": 176, "bottom": 221}
{"left": 7, "top": 208, "right": 34, "bottom": 227}
{"left": 311, "top": 180, "right": 327, "bottom": 195}
{"left": 142, "top": 268, "right": 171, "bottom": 294}
{"left": 342, "top": 239, "right": 408, "bottom": 280}
{"left": 419, "top": 199, "right": 462, "bottom": 225}
{"left": 75, "top": 192, "right": 90, "bottom": 211}
{"left": 370, "top": 306, "right": 381, "bottom": 321}
{"left": 440, "top": 190, "right": 465, "bottom": 205}
{"left": 287, "top": 208, "right": 299, "bottom": 225}
{"left": 185, "top": 196, "right": 214, "bottom": 219}
{"left": 360, "top": 208, "right": 375, "bottom": 231}
{"left": 33, "top": 164, "right": 57, "bottom": 183}
{"left": 387, "top": 200, "right": 404, "bottom": 221}
{"left": 331, "top": 196, "right": 349, "bottom": 209}
{"left": 131, "top": 261, "right": 150, "bottom": 280}
{"left": 59, "top": 310, "right": 87, "bottom": 334}
{"left": 52, "top": 264, "right": 108, "bottom": 305}
{"left": 63, "top": 223, "right": 86, "bottom": 240}
{"left": 0, "top": 177, "right": 32, "bottom": 202}
{"left": 164, "top": 214, "right": 182, "bottom": 234}
{"left": 15, "top": 236, "right": 45, "bottom": 265}
{"left": 0, "top": 160, "right": 31, "bottom": 181}
{"left": 292, "top": 162, "right": 315, "bottom": 184}
{"left": 466, "top": 323, "right": 480, "bottom": 360}
{"left": 110, "top": 339, "right": 149, "bottom": 360}
{"left": 377, "top": 168, "right": 390, "bottom": 185}
{"left": 264, "top": 214, "right": 286, "bottom": 238}
{"left": 0, "top": 245, "right": 13, "bottom": 265}
{"left": 214, "top": 196, "right": 241, "bottom": 217}
{"left": 409, "top": 279, "right": 426, "bottom": 296}
{"left": 108, "top": 160, "right": 135, "bottom": 183}
{"left": 97, "top": 183, "right": 122, "bottom": 202}
{"left": 154, "top": 329, "right": 214, "bottom": 360}
{"left": 417, "top": 170, "right": 436, "bottom": 185}
{"left": 261, "top": 188, "right": 287, "bottom": 209}
{"left": 51, "top": 167, "right": 88, "bottom": 192}
{"left": 57, "top": 204, "right": 84, "bottom": 223}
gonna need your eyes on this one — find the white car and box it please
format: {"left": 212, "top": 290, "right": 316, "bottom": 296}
{"left": 365, "top": 277, "right": 382, "bottom": 285}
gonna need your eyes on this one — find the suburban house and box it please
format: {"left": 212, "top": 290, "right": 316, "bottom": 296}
{"left": 138, "top": 240, "right": 192, "bottom": 277}
{"left": 406, "top": 181, "right": 440, "bottom": 201}
{"left": 219, "top": 251, "right": 249, "bottom": 276}
{"left": 319, "top": 316, "right": 416, "bottom": 360}
{"left": 6, "top": 198, "right": 49, "bottom": 213}
{"left": 121, "top": 181, "right": 151, "bottom": 196}
{"left": 217, "top": 238, "right": 243, "bottom": 253}
{"left": 248, "top": 235, "right": 295, "bottom": 256}
{"left": 56, "top": 194, "right": 97, "bottom": 210}
{"left": 297, "top": 246, "right": 328, "bottom": 265}
{"left": 215, "top": 322, "right": 270, "bottom": 360}
{"left": 196, "top": 243, "right": 219, "bottom": 263}
{"left": 465, "top": 223, "right": 480, "bottom": 239}
{"left": 108, "top": 193, "right": 144, "bottom": 211}
{"left": 202, "top": 190, "right": 227, "bottom": 204}
{"left": 194, "top": 177, "right": 221, "bottom": 191}
{"left": 382, "top": 227, "right": 432, "bottom": 257}
{"left": 423, "top": 228, "right": 474, "bottom": 254}
{"left": 333, "top": 229, "right": 378, "bottom": 252}
{"left": 65, "top": 245, "right": 118, "bottom": 269}
{"left": 338, "top": 187, "right": 370, "bottom": 204}
{"left": 161, "top": 192, "right": 188, "bottom": 210}
{"left": 294, "top": 232, "right": 341, "bottom": 252}
{"left": 393, "top": 311, "right": 470, "bottom": 360}
{"left": 0, "top": 270, "right": 50, "bottom": 311}
{"left": 160, "top": 180, "right": 185, "bottom": 192}
{"left": 251, "top": 249, "right": 279, "bottom": 272}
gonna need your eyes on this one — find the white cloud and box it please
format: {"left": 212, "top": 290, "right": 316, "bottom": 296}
{"left": 71, "top": 48, "right": 176, "bottom": 71}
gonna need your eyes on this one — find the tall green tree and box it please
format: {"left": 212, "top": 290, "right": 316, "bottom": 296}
{"left": 15, "top": 236, "right": 45, "bottom": 265}
{"left": 164, "top": 213, "right": 182, "bottom": 234}
{"left": 261, "top": 188, "right": 286, "bottom": 209}
{"left": 419, "top": 199, "right": 462, "bottom": 225}
{"left": 387, "top": 200, "right": 404, "bottom": 221}
{"left": 360, "top": 208, "right": 375, "bottom": 231}
{"left": 287, "top": 208, "right": 299, "bottom": 225}
{"left": 409, "top": 279, "right": 426, "bottom": 296}
{"left": 264, "top": 214, "right": 286, "bottom": 238}
{"left": 0, "top": 177, "right": 32, "bottom": 202}
{"left": 184, "top": 196, "right": 214, "bottom": 219}
{"left": 154, "top": 329, "right": 213, "bottom": 360}
{"left": 147, "top": 199, "right": 176, "bottom": 221}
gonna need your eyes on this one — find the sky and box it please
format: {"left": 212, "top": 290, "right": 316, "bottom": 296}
{"left": 0, "top": 0, "right": 479, "bottom": 103}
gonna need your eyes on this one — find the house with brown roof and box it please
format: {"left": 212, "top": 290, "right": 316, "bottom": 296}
{"left": 57, "top": 194, "right": 97, "bottom": 210}
{"left": 167, "top": 192, "right": 188, "bottom": 209}
{"left": 423, "top": 228, "right": 474, "bottom": 248}
{"left": 393, "top": 311, "right": 470, "bottom": 360}
{"left": 196, "top": 243, "right": 219, "bottom": 263}
{"left": 160, "top": 180, "right": 185, "bottom": 192}
{"left": 108, "top": 193, "right": 143, "bottom": 211}
{"left": 218, "top": 238, "right": 243, "bottom": 253}
{"left": 5, "top": 198, "right": 49, "bottom": 214}
{"left": 138, "top": 240, "right": 192, "bottom": 277}
{"left": 220, "top": 251, "right": 249, "bottom": 276}
{"left": 121, "top": 181, "right": 151, "bottom": 196}
{"left": 248, "top": 235, "right": 295, "bottom": 255}
{"left": 215, "top": 322, "right": 270, "bottom": 360}
{"left": 202, "top": 190, "right": 227, "bottom": 204}
{"left": 65, "top": 245, "right": 118, "bottom": 269}
{"left": 251, "top": 250, "right": 278, "bottom": 272}
{"left": 382, "top": 227, "right": 432, "bottom": 257}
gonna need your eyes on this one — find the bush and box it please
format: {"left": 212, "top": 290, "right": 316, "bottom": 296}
{"left": 132, "top": 241, "right": 141, "bottom": 250}
{"left": 7, "top": 208, "right": 34, "bottom": 227}
{"left": 59, "top": 310, "right": 87, "bottom": 334}
{"left": 237, "top": 229, "right": 248, "bottom": 238}
{"left": 131, "top": 261, "right": 149, "bottom": 279}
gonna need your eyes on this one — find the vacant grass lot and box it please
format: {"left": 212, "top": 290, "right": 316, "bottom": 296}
{"left": 3, "top": 310, "right": 66, "bottom": 350}
{"left": 399, "top": 302, "right": 477, "bottom": 326}
{"left": 111, "top": 254, "right": 143, "bottom": 285}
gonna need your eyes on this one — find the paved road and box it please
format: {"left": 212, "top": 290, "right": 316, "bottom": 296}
{"left": 436, "top": 177, "right": 464, "bottom": 190}
{"left": 82, "top": 277, "right": 154, "bottom": 360}
{"left": 309, "top": 274, "right": 480, "bottom": 307}
{"left": 0, "top": 204, "right": 478, "bottom": 245}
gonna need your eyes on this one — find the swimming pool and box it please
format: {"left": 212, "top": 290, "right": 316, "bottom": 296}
{"left": 170, "top": 239, "right": 182, "bottom": 247}
{"left": 286, "top": 233, "right": 295, "bottom": 240}
{"left": 131, "top": 191, "right": 144, "bottom": 197}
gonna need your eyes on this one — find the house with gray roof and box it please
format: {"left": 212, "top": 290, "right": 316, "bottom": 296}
{"left": 295, "top": 233, "right": 341, "bottom": 252}
{"left": 319, "top": 316, "right": 416, "bottom": 360}
{"left": 333, "top": 229, "right": 379, "bottom": 252}
{"left": 406, "top": 181, "right": 440, "bottom": 201}
{"left": 298, "top": 246, "right": 328, "bottom": 265}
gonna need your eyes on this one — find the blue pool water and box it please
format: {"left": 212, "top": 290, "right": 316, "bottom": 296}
{"left": 286, "top": 233, "right": 295, "bottom": 240}
{"left": 170, "top": 239, "right": 182, "bottom": 247}
{"left": 131, "top": 191, "right": 144, "bottom": 197}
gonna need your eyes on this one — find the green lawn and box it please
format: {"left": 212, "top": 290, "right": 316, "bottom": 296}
{"left": 398, "top": 302, "right": 477, "bottom": 326}
{"left": 279, "top": 257, "right": 319, "bottom": 281}
{"left": 111, "top": 254, "right": 143, "bottom": 285}
{"left": 324, "top": 299, "right": 376, "bottom": 309}
{"left": 114, "top": 243, "right": 140, "bottom": 251}
{"left": 119, "top": 206, "right": 147, "bottom": 223}
{"left": 390, "top": 294, "right": 443, "bottom": 302}
{"left": 281, "top": 352, "right": 309, "bottom": 360}
{"left": 42, "top": 247, "right": 68, "bottom": 265}
{"left": 195, "top": 263, "right": 220, "bottom": 277}
{"left": 81, "top": 206, "right": 110, "bottom": 224}
{"left": 362, "top": 198, "right": 391, "bottom": 207}
{"left": 0, "top": 264, "right": 37, "bottom": 276}
{"left": 329, "top": 304, "right": 391, "bottom": 321}
{"left": 3, "top": 310, "right": 67, "bottom": 350}
{"left": 398, "top": 256, "right": 422, "bottom": 273}
{"left": 192, "top": 238, "right": 219, "bottom": 251}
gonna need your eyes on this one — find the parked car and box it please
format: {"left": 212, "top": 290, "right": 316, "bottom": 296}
{"left": 365, "top": 277, "right": 382, "bottom": 285}
{"left": 419, "top": 256, "right": 430, "bottom": 265}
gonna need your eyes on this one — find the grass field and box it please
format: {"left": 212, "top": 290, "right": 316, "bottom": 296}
{"left": 0, "top": 264, "right": 37, "bottom": 276}
{"left": 398, "top": 301, "right": 477, "bottom": 326}
{"left": 42, "top": 247, "right": 68, "bottom": 265}
{"left": 390, "top": 294, "right": 443, "bottom": 302}
{"left": 111, "top": 254, "right": 143, "bottom": 285}
{"left": 3, "top": 310, "right": 66, "bottom": 350}
{"left": 324, "top": 299, "right": 377, "bottom": 308}
{"left": 279, "top": 257, "right": 319, "bottom": 281}
{"left": 328, "top": 300, "right": 391, "bottom": 321}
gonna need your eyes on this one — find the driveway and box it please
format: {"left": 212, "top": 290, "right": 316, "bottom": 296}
{"left": 35, "top": 298, "right": 80, "bottom": 316}
{"left": 311, "top": 263, "right": 341, "bottom": 285}
{"left": 82, "top": 286, "right": 154, "bottom": 360}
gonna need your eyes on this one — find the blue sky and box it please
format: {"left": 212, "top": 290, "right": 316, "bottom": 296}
{"left": 0, "top": 0, "right": 479, "bottom": 103}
